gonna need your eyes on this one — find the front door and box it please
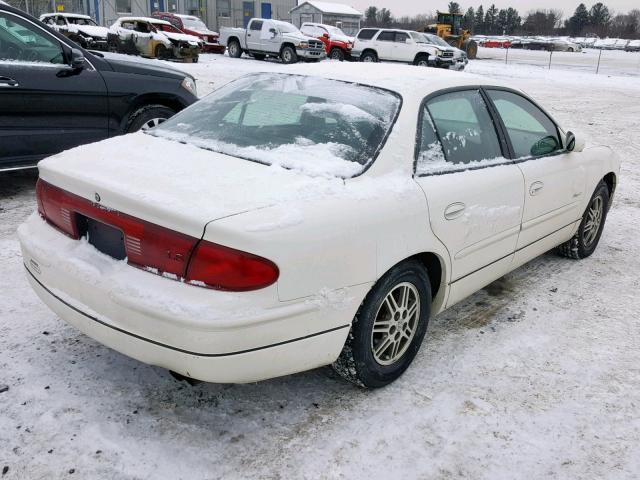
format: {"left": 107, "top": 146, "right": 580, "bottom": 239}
{"left": 484, "top": 89, "right": 586, "bottom": 257}
{"left": 0, "top": 10, "right": 108, "bottom": 168}
{"left": 413, "top": 89, "right": 525, "bottom": 307}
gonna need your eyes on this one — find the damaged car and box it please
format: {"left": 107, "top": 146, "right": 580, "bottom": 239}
{"left": 40, "top": 13, "right": 109, "bottom": 50}
{"left": 108, "top": 17, "right": 201, "bottom": 62}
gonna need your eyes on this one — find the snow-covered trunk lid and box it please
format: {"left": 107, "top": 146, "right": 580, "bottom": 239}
{"left": 37, "top": 132, "right": 318, "bottom": 239}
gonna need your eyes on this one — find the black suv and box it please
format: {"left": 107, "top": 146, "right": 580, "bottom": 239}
{"left": 0, "top": 3, "right": 198, "bottom": 171}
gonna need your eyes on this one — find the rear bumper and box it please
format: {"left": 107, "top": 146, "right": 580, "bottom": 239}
{"left": 19, "top": 214, "right": 361, "bottom": 383}
{"left": 202, "top": 43, "right": 225, "bottom": 53}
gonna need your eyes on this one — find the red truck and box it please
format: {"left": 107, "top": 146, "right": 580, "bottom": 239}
{"left": 300, "top": 22, "right": 353, "bottom": 61}
{"left": 151, "top": 12, "right": 225, "bottom": 54}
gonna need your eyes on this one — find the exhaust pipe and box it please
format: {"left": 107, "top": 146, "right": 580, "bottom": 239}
{"left": 169, "top": 370, "right": 202, "bottom": 386}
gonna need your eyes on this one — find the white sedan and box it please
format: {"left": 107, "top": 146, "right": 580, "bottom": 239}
{"left": 19, "top": 64, "right": 619, "bottom": 388}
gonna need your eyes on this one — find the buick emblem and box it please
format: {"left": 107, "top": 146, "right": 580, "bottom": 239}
{"left": 95, "top": 192, "right": 101, "bottom": 203}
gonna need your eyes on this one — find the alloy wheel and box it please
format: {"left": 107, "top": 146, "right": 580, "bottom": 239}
{"left": 583, "top": 195, "right": 604, "bottom": 247}
{"left": 141, "top": 118, "right": 167, "bottom": 131}
{"left": 371, "top": 282, "right": 420, "bottom": 365}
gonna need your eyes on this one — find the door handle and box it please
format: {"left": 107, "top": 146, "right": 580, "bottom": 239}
{"left": 0, "top": 76, "right": 19, "bottom": 87}
{"left": 444, "top": 202, "right": 466, "bottom": 220}
{"left": 529, "top": 181, "right": 544, "bottom": 196}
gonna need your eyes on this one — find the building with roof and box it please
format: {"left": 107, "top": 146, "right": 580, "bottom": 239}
{"left": 290, "top": 1, "right": 361, "bottom": 35}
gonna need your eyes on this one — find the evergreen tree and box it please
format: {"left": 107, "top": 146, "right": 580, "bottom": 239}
{"left": 365, "top": 6, "right": 378, "bottom": 26}
{"left": 484, "top": 4, "right": 498, "bottom": 34}
{"left": 463, "top": 6, "right": 475, "bottom": 31}
{"left": 567, "top": 3, "right": 589, "bottom": 36}
{"left": 474, "top": 5, "right": 485, "bottom": 34}
{"left": 448, "top": 2, "right": 461, "bottom": 14}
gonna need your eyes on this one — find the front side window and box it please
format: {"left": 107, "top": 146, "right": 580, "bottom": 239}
{"left": 417, "top": 90, "right": 504, "bottom": 174}
{"left": 0, "top": 12, "right": 65, "bottom": 64}
{"left": 487, "top": 90, "right": 561, "bottom": 158}
{"left": 395, "top": 32, "right": 410, "bottom": 43}
{"left": 151, "top": 73, "right": 401, "bottom": 178}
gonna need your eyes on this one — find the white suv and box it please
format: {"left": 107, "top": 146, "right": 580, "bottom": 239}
{"left": 352, "top": 28, "right": 455, "bottom": 66}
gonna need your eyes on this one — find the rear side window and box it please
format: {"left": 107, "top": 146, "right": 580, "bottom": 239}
{"left": 395, "top": 32, "right": 410, "bottom": 43}
{"left": 249, "top": 20, "right": 263, "bottom": 31}
{"left": 487, "top": 90, "right": 561, "bottom": 158}
{"left": 377, "top": 30, "right": 394, "bottom": 42}
{"left": 416, "top": 90, "right": 505, "bottom": 174}
{"left": 357, "top": 28, "right": 378, "bottom": 40}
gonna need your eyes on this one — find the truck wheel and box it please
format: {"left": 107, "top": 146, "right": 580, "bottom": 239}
{"left": 125, "top": 105, "right": 175, "bottom": 133}
{"left": 332, "top": 259, "right": 431, "bottom": 388}
{"left": 329, "top": 47, "right": 345, "bottom": 61}
{"left": 280, "top": 45, "right": 297, "bottom": 64}
{"left": 463, "top": 39, "right": 478, "bottom": 59}
{"left": 361, "top": 51, "right": 377, "bottom": 62}
{"left": 228, "top": 39, "right": 242, "bottom": 58}
{"left": 414, "top": 54, "right": 430, "bottom": 66}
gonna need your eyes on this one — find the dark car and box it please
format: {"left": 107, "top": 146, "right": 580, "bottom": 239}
{"left": 0, "top": 3, "right": 198, "bottom": 172}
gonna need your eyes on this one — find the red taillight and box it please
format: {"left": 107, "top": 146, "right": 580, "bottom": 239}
{"left": 186, "top": 240, "right": 279, "bottom": 291}
{"left": 35, "top": 179, "right": 279, "bottom": 291}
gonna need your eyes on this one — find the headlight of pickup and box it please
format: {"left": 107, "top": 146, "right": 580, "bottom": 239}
{"left": 181, "top": 77, "right": 197, "bottom": 97}
{"left": 435, "top": 49, "right": 443, "bottom": 57}
{"left": 298, "top": 41, "right": 308, "bottom": 49}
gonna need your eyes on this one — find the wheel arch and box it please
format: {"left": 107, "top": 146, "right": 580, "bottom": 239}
{"left": 361, "top": 48, "right": 378, "bottom": 60}
{"left": 602, "top": 171, "right": 617, "bottom": 210}
{"left": 413, "top": 52, "right": 431, "bottom": 63}
{"left": 280, "top": 42, "right": 297, "bottom": 53}
{"left": 118, "top": 94, "right": 186, "bottom": 133}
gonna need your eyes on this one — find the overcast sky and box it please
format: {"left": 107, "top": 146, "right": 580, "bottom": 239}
{"left": 343, "top": 0, "right": 638, "bottom": 18}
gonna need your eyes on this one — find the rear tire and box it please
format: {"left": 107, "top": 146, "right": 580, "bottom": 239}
{"left": 280, "top": 45, "right": 297, "bottom": 64}
{"left": 125, "top": 105, "right": 175, "bottom": 133}
{"left": 228, "top": 39, "right": 242, "bottom": 58}
{"left": 464, "top": 39, "right": 478, "bottom": 59}
{"left": 333, "top": 259, "right": 431, "bottom": 388}
{"left": 558, "top": 181, "right": 610, "bottom": 259}
{"left": 329, "top": 47, "right": 345, "bottom": 61}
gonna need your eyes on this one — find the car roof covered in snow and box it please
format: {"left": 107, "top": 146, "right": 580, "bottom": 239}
{"left": 114, "top": 16, "right": 172, "bottom": 26}
{"left": 40, "top": 12, "right": 92, "bottom": 19}
{"left": 279, "top": 62, "right": 509, "bottom": 99}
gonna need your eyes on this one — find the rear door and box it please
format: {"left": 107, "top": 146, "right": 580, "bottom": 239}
{"left": 484, "top": 88, "right": 586, "bottom": 257}
{"left": 0, "top": 10, "right": 108, "bottom": 168}
{"left": 373, "top": 30, "right": 394, "bottom": 59}
{"left": 413, "top": 88, "right": 525, "bottom": 307}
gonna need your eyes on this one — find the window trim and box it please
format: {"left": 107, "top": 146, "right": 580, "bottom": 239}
{"left": 413, "top": 85, "right": 567, "bottom": 177}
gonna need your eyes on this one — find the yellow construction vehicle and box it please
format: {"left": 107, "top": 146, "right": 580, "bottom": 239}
{"left": 422, "top": 11, "right": 477, "bottom": 59}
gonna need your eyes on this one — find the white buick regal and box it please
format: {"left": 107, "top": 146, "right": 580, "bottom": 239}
{"left": 19, "top": 64, "right": 619, "bottom": 388}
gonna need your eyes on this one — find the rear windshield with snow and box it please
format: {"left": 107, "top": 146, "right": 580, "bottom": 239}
{"left": 150, "top": 73, "right": 401, "bottom": 178}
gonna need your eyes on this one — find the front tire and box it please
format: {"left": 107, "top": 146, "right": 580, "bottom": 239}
{"left": 558, "top": 181, "right": 610, "bottom": 259}
{"left": 329, "top": 47, "right": 345, "bottom": 61}
{"left": 414, "top": 54, "right": 430, "bottom": 67}
{"left": 361, "top": 51, "right": 378, "bottom": 63}
{"left": 333, "top": 260, "right": 431, "bottom": 388}
{"left": 125, "top": 105, "right": 175, "bottom": 133}
{"left": 280, "top": 45, "right": 297, "bottom": 64}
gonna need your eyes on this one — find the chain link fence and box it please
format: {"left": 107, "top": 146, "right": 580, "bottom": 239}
{"left": 478, "top": 46, "right": 640, "bottom": 77}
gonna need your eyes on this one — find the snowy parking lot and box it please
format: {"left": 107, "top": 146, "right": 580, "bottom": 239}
{"left": 1, "top": 55, "right": 640, "bottom": 479}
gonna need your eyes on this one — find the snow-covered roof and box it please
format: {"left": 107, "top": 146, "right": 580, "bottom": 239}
{"left": 115, "top": 16, "right": 172, "bottom": 26}
{"left": 40, "top": 12, "right": 92, "bottom": 19}
{"left": 293, "top": 1, "right": 361, "bottom": 16}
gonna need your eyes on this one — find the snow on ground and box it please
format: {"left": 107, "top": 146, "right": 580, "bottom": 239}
{"left": 1, "top": 55, "right": 640, "bottom": 479}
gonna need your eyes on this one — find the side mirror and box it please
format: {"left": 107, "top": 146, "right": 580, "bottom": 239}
{"left": 269, "top": 28, "right": 277, "bottom": 36}
{"left": 565, "top": 131, "right": 585, "bottom": 152}
{"left": 70, "top": 48, "right": 85, "bottom": 70}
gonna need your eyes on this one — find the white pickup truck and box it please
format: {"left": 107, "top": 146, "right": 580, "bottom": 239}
{"left": 219, "top": 18, "right": 326, "bottom": 63}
